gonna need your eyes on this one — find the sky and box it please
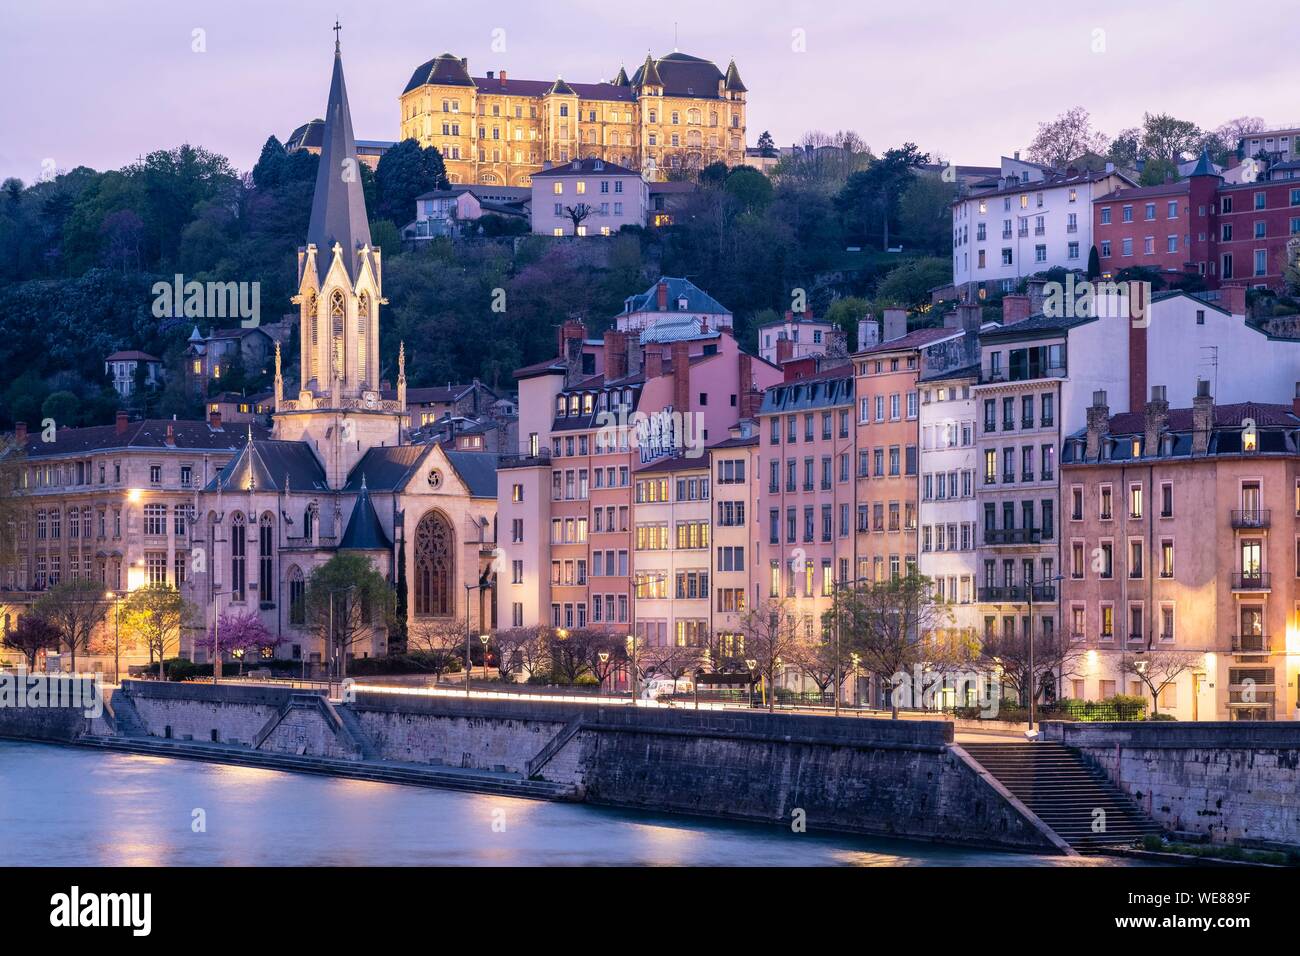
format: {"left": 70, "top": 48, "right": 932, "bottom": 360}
{"left": 2, "top": 0, "right": 1297, "bottom": 183}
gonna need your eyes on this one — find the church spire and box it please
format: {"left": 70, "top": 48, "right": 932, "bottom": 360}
{"left": 307, "top": 27, "right": 371, "bottom": 283}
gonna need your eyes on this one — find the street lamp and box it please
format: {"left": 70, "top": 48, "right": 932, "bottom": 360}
{"left": 598, "top": 650, "right": 610, "bottom": 693}
{"left": 831, "top": 576, "right": 872, "bottom": 717}
{"left": 1026, "top": 570, "right": 1065, "bottom": 735}
{"left": 850, "top": 652, "right": 861, "bottom": 709}
{"left": 745, "top": 658, "right": 758, "bottom": 709}
{"left": 105, "top": 591, "right": 121, "bottom": 684}
{"left": 479, "top": 633, "right": 491, "bottom": 682}
{"left": 464, "top": 569, "right": 493, "bottom": 698}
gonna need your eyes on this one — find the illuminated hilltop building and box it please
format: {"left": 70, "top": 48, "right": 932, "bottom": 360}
{"left": 399, "top": 51, "right": 747, "bottom": 185}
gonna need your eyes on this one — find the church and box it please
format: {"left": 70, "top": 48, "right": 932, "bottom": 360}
{"left": 183, "top": 37, "right": 499, "bottom": 671}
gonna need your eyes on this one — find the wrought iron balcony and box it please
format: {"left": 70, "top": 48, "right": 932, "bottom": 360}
{"left": 1231, "top": 509, "right": 1270, "bottom": 529}
{"left": 1231, "top": 572, "right": 1271, "bottom": 591}
{"left": 977, "top": 584, "right": 1055, "bottom": 603}
{"left": 984, "top": 527, "right": 1041, "bottom": 546}
{"left": 1231, "top": 633, "right": 1269, "bottom": 653}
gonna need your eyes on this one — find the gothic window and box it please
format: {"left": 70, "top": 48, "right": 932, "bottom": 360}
{"left": 414, "top": 511, "right": 454, "bottom": 616}
{"left": 259, "top": 513, "right": 274, "bottom": 603}
{"left": 357, "top": 292, "right": 369, "bottom": 386}
{"left": 230, "top": 512, "right": 246, "bottom": 600}
{"left": 304, "top": 504, "right": 316, "bottom": 541}
{"left": 287, "top": 565, "right": 306, "bottom": 626}
{"left": 308, "top": 293, "right": 319, "bottom": 384}
{"left": 330, "top": 289, "right": 346, "bottom": 379}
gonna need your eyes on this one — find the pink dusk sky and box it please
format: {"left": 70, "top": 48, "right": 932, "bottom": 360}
{"left": 2, "top": 0, "right": 1295, "bottom": 183}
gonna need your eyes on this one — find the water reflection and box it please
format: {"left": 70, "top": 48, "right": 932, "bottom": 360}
{"left": 0, "top": 742, "right": 1144, "bottom": 867}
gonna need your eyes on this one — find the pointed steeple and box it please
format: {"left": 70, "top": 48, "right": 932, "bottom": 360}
{"left": 612, "top": 65, "right": 630, "bottom": 87}
{"left": 548, "top": 75, "right": 576, "bottom": 96}
{"left": 307, "top": 32, "right": 372, "bottom": 283}
{"left": 637, "top": 52, "right": 662, "bottom": 90}
{"left": 1188, "top": 146, "right": 1218, "bottom": 178}
{"left": 724, "top": 59, "right": 747, "bottom": 93}
{"left": 339, "top": 478, "right": 392, "bottom": 550}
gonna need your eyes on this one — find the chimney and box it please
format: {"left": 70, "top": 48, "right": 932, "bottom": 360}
{"left": 486, "top": 70, "right": 494, "bottom": 79}
{"left": 1105, "top": 161, "right": 1115, "bottom": 174}
{"left": 603, "top": 329, "right": 628, "bottom": 382}
{"left": 116, "top": 410, "right": 129, "bottom": 436}
{"left": 1001, "top": 294, "right": 1031, "bottom": 325}
{"left": 1085, "top": 390, "right": 1110, "bottom": 460}
{"left": 1143, "top": 385, "right": 1168, "bottom": 457}
{"left": 671, "top": 341, "right": 690, "bottom": 414}
{"left": 776, "top": 338, "right": 794, "bottom": 364}
{"left": 559, "top": 319, "right": 587, "bottom": 386}
{"left": 626, "top": 337, "right": 644, "bottom": 378}
{"left": 165, "top": 422, "right": 176, "bottom": 447}
{"left": 1013, "top": 150, "right": 1021, "bottom": 161}
{"left": 656, "top": 280, "right": 669, "bottom": 311}
{"left": 882, "top": 307, "right": 908, "bottom": 342}
{"left": 943, "top": 309, "right": 961, "bottom": 329}
{"left": 500, "top": 69, "right": 507, "bottom": 83}
{"left": 1027, "top": 278, "right": 1048, "bottom": 316}
{"left": 13, "top": 422, "right": 26, "bottom": 445}
{"left": 644, "top": 346, "right": 663, "bottom": 379}
{"left": 209, "top": 409, "right": 223, "bottom": 430}
{"left": 1220, "top": 285, "right": 1246, "bottom": 316}
{"left": 857, "top": 317, "right": 879, "bottom": 349}
{"left": 1293, "top": 382, "right": 1300, "bottom": 419}
{"left": 739, "top": 352, "right": 761, "bottom": 419}
{"left": 1192, "top": 379, "right": 1214, "bottom": 455}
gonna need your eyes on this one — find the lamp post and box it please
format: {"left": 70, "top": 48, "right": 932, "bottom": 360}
{"left": 745, "top": 658, "right": 758, "bottom": 709}
{"left": 598, "top": 650, "right": 610, "bottom": 694}
{"left": 850, "top": 652, "right": 861, "bottom": 709}
{"left": 830, "top": 576, "right": 871, "bottom": 717}
{"left": 480, "top": 633, "right": 491, "bottom": 682}
{"left": 1026, "top": 571, "right": 1065, "bottom": 734}
{"left": 105, "top": 591, "right": 120, "bottom": 684}
{"left": 464, "top": 571, "right": 492, "bottom": 698}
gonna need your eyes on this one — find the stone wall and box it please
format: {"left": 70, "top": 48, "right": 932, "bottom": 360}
{"left": 0, "top": 677, "right": 97, "bottom": 741}
{"left": 1043, "top": 721, "right": 1300, "bottom": 846}
{"left": 122, "top": 680, "right": 297, "bottom": 746}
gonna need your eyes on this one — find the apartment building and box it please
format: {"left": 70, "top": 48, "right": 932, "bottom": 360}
{"left": 631, "top": 456, "right": 712, "bottom": 652}
{"left": 852, "top": 313, "right": 957, "bottom": 583}
{"left": 756, "top": 365, "right": 856, "bottom": 651}
{"left": 1061, "top": 383, "right": 1300, "bottom": 721}
{"left": 709, "top": 427, "right": 759, "bottom": 662}
{"left": 953, "top": 163, "right": 1133, "bottom": 299}
{"left": 757, "top": 310, "right": 840, "bottom": 366}
{"left": 615, "top": 276, "right": 733, "bottom": 335}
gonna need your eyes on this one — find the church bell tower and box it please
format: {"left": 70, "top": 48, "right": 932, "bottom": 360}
{"left": 275, "top": 30, "right": 407, "bottom": 488}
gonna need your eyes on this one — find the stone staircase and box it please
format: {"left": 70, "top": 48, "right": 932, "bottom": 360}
{"left": 961, "top": 741, "right": 1162, "bottom": 851}
{"left": 104, "top": 690, "right": 148, "bottom": 737}
{"left": 76, "top": 735, "right": 578, "bottom": 801}
{"left": 332, "top": 703, "right": 379, "bottom": 760}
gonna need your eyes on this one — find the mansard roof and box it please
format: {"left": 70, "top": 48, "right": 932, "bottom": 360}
{"left": 632, "top": 52, "right": 726, "bottom": 98}
{"left": 15, "top": 419, "right": 268, "bottom": 458}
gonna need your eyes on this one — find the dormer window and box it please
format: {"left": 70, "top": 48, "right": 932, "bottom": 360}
{"left": 1243, "top": 421, "right": 1259, "bottom": 452}
{"left": 555, "top": 395, "right": 566, "bottom": 417}
{"left": 677, "top": 297, "right": 688, "bottom": 311}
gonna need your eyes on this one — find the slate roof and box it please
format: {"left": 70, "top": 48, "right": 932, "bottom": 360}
{"left": 338, "top": 482, "right": 392, "bottom": 550}
{"left": 531, "top": 158, "right": 640, "bottom": 177}
{"left": 14, "top": 419, "right": 269, "bottom": 459}
{"left": 287, "top": 118, "right": 325, "bottom": 151}
{"left": 206, "top": 439, "right": 329, "bottom": 493}
{"left": 444, "top": 450, "right": 500, "bottom": 498}
{"left": 619, "top": 277, "right": 730, "bottom": 317}
{"left": 855, "top": 327, "right": 957, "bottom": 354}
{"left": 635, "top": 453, "right": 709, "bottom": 475}
{"left": 918, "top": 360, "right": 981, "bottom": 384}
{"left": 404, "top": 54, "right": 636, "bottom": 101}
{"left": 708, "top": 434, "right": 759, "bottom": 449}
{"left": 342, "top": 445, "right": 432, "bottom": 492}
{"left": 1062, "top": 402, "right": 1300, "bottom": 463}
{"left": 759, "top": 370, "right": 855, "bottom": 414}
{"left": 105, "top": 350, "right": 160, "bottom": 362}
{"left": 631, "top": 52, "right": 725, "bottom": 98}
{"left": 404, "top": 53, "right": 475, "bottom": 92}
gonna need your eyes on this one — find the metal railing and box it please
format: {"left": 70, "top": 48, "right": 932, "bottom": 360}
{"left": 1231, "top": 572, "right": 1272, "bottom": 590}
{"left": 1231, "top": 509, "right": 1270, "bottom": 529}
{"left": 984, "top": 527, "right": 1041, "bottom": 546}
{"left": 977, "top": 584, "right": 1056, "bottom": 603}
{"left": 1231, "top": 633, "right": 1269, "bottom": 653}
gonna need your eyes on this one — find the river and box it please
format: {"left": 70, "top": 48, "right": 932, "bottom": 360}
{"left": 0, "top": 741, "right": 1144, "bottom": 866}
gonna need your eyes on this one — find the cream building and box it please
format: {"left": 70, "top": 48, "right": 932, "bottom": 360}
{"left": 400, "top": 52, "right": 747, "bottom": 185}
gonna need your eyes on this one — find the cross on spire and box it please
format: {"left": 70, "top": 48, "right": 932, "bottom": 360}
{"left": 333, "top": 19, "right": 342, "bottom": 53}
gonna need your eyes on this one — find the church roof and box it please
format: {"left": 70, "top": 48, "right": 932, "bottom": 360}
{"left": 306, "top": 41, "right": 372, "bottom": 283}
{"left": 338, "top": 481, "right": 392, "bottom": 550}
{"left": 444, "top": 450, "right": 500, "bottom": 498}
{"left": 206, "top": 439, "right": 329, "bottom": 493}
{"left": 342, "top": 445, "right": 432, "bottom": 491}
{"left": 724, "top": 59, "right": 746, "bottom": 92}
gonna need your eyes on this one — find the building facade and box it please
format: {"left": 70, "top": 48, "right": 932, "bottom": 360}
{"left": 400, "top": 52, "right": 747, "bottom": 186}
{"left": 529, "top": 158, "right": 649, "bottom": 235}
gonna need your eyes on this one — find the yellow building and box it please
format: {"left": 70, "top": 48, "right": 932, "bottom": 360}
{"left": 400, "top": 51, "right": 747, "bottom": 185}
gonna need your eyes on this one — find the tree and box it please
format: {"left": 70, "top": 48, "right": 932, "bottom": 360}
{"left": 788, "top": 632, "right": 846, "bottom": 701}
{"left": 550, "top": 627, "right": 596, "bottom": 684}
{"left": 120, "top": 584, "right": 192, "bottom": 680}
{"left": 491, "top": 626, "right": 551, "bottom": 683}
{"left": 374, "top": 138, "right": 449, "bottom": 225}
{"left": 897, "top": 174, "right": 958, "bottom": 255}
{"left": 3, "top": 614, "right": 61, "bottom": 669}
{"left": 1086, "top": 244, "right": 1101, "bottom": 280}
{"left": 1121, "top": 650, "right": 1201, "bottom": 717}
{"left": 738, "top": 601, "right": 801, "bottom": 712}
{"left": 1025, "top": 107, "right": 1110, "bottom": 170}
{"left": 406, "top": 616, "right": 467, "bottom": 683}
{"left": 874, "top": 257, "right": 951, "bottom": 309}
{"left": 194, "top": 610, "right": 282, "bottom": 674}
{"left": 980, "top": 625, "right": 1085, "bottom": 710}
{"left": 836, "top": 143, "right": 929, "bottom": 248}
{"left": 34, "top": 579, "right": 111, "bottom": 673}
{"left": 1107, "top": 128, "right": 1142, "bottom": 169}
{"left": 304, "top": 553, "right": 393, "bottom": 679}
{"left": 0, "top": 435, "right": 25, "bottom": 578}
{"left": 723, "top": 166, "right": 774, "bottom": 213}
{"left": 1138, "top": 157, "right": 1180, "bottom": 187}
{"left": 1140, "top": 112, "right": 1202, "bottom": 164}
{"left": 563, "top": 202, "right": 595, "bottom": 235}
{"left": 583, "top": 630, "right": 626, "bottom": 689}
{"left": 838, "top": 573, "right": 954, "bottom": 718}
{"left": 756, "top": 130, "right": 777, "bottom": 158}
{"left": 641, "top": 641, "right": 703, "bottom": 696}
{"left": 1212, "top": 116, "right": 1268, "bottom": 162}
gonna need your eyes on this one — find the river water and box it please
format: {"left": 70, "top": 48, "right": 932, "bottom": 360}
{"left": 0, "top": 741, "right": 1143, "bottom": 866}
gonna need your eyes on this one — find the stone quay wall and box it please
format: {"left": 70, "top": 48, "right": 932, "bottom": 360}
{"left": 1043, "top": 721, "right": 1300, "bottom": 846}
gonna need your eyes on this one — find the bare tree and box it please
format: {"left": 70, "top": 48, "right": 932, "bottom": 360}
{"left": 407, "top": 616, "right": 467, "bottom": 683}
{"left": 2, "top": 613, "right": 60, "bottom": 669}
{"left": 738, "top": 601, "right": 802, "bottom": 712}
{"left": 1121, "top": 650, "right": 1202, "bottom": 717}
{"left": 838, "top": 573, "right": 954, "bottom": 718}
{"left": 563, "top": 202, "right": 594, "bottom": 235}
{"left": 641, "top": 641, "right": 704, "bottom": 696}
{"left": 788, "top": 631, "right": 844, "bottom": 701}
{"left": 1025, "top": 106, "right": 1110, "bottom": 169}
{"left": 34, "top": 579, "right": 111, "bottom": 673}
{"left": 980, "top": 626, "right": 1085, "bottom": 709}
{"left": 550, "top": 627, "right": 596, "bottom": 685}
{"left": 492, "top": 626, "right": 551, "bottom": 683}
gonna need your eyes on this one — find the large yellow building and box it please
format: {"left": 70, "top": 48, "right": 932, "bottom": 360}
{"left": 399, "top": 51, "right": 747, "bottom": 185}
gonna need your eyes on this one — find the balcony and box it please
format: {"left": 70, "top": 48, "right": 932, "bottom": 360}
{"left": 1231, "top": 572, "right": 1271, "bottom": 591}
{"left": 984, "top": 527, "right": 1041, "bottom": 546}
{"left": 1232, "top": 633, "right": 1269, "bottom": 653}
{"left": 1231, "top": 509, "right": 1270, "bottom": 529}
{"left": 977, "top": 584, "right": 1056, "bottom": 603}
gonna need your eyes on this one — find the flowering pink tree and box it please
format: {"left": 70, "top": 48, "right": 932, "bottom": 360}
{"left": 196, "top": 611, "right": 283, "bottom": 673}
